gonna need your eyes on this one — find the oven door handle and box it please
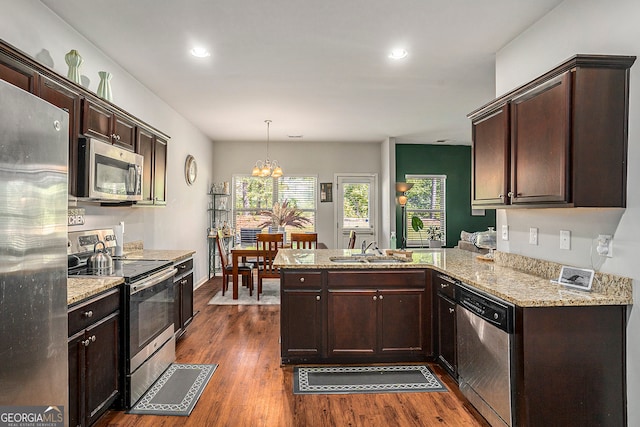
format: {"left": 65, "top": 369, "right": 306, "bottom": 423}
{"left": 130, "top": 267, "right": 177, "bottom": 295}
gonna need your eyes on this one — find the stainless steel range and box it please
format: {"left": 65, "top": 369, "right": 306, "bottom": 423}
{"left": 68, "top": 229, "right": 177, "bottom": 408}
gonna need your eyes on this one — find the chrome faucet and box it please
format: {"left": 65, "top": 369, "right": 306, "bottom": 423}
{"left": 361, "top": 240, "right": 383, "bottom": 255}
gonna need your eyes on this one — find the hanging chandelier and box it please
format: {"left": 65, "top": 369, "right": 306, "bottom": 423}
{"left": 251, "top": 120, "right": 283, "bottom": 178}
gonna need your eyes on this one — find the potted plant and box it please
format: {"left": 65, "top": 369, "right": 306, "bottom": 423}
{"left": 257, "top": 199, "right": 312, "bottom": 239}
{"left": 425, "top": 226, "right": 444, "bottom": 248}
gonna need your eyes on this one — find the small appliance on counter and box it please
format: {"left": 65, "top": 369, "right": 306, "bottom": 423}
{"left": 68, "top": 228, "right": 177, "bottom": 408}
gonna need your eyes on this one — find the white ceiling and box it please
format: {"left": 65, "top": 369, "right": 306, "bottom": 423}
{"left": 41, "top": 0, "right": 563, "bottom": 144}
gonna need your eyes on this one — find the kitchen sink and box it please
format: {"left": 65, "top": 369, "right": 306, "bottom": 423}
{"left": 329, "top": 256, "right": 412, "bottom": 264}
{"left": 329, "top": 257, "right": 366, "bottom": 263}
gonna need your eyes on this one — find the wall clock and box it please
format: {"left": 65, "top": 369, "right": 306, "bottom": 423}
{"left": 185, "top": 155, "right": 197, "bottom": 185}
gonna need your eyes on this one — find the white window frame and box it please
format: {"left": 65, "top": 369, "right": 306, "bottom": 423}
{"left": 404, "top": 174, "right": 446, "bottom": 247}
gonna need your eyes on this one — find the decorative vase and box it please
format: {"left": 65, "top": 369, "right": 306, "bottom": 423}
{"left": 277, "top": 226, "right": 286, "bottom": 244}
{"left": 97, "top": 71, "right": 113, "bottom": 102}
{"left": 65, "top": 49, "right": 83, "bottom": 85}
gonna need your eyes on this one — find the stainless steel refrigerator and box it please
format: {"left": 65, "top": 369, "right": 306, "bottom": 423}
{"left": 0, "top": 80, "right": 69, "bottom": 426}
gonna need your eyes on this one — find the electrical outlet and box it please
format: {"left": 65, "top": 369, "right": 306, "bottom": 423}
{"left": 597, "top": 234, "right": 613, "bottom": 257}
{"left": 501, "top": 225, "right": 509, "bottom": 240}
{"left": 529, "top": 227, "right": 538, "bottom": 245}
{"left": 560, "top": 230, "right": 571, "bottom": 250}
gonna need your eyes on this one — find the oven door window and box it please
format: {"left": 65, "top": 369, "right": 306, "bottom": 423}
{"left": 129, "top": 277, "right": 174, "bottom": 356}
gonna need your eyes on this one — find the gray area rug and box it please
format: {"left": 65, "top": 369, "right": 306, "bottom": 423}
{"left": 208, "top": 278, "right": 280, "bottom": 305}
{"left": 128, "top": 363, "right": 217, "bottom": 416}
{"left": 294, "top": 365, "right": 447, "bottom": 394}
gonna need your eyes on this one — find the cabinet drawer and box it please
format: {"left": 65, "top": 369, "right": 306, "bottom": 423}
{"left": 433, "top": 272, "right": 456, "bottom": 299}
{"left": 328, "top": 270, "right": 426, "bottom": 288}
{"left": 68, "top": 288, "right": 120, "bottom": 337}
{"left": 282, "top": 271, "right": 322, "bottom": 288}
{"left": 175, "top": 258, "right": 193, "bottom": 276}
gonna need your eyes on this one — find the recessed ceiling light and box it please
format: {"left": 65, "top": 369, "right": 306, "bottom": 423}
{"left": 190, "top": 47, "right": 210, "bottom": 58}
{"left": 388, "top": 48, "right": 408, "bottom": 60}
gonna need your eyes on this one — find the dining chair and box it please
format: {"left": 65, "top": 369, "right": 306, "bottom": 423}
{"left": 347, "top": 230, "right": 356, "bottom": 249}
{"left": 217, "top": 231, "right": 254, "bottom": 296}
{"left": 291, "top": 232, "right": 318, "bottom": 249}
{"left": 256, "top": 233, "right": 283, "bottom": 300}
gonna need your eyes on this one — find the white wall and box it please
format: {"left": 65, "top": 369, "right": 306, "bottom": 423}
{"left": 211, "top": 140, "right": 382, "bottom": 248}
{"left": 1, "top": 0, "right": 214, "bottom": 286}
{"left": 496, "top": 0, "right": 640, "bottom": 423}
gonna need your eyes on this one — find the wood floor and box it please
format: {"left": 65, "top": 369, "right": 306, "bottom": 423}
{"left": 95, "top": 278, "right": 488, "bottom": 427}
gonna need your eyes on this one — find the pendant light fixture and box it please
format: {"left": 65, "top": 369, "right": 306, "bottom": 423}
{"left": 251, "top": 120, "right": 283, "bottom": 178}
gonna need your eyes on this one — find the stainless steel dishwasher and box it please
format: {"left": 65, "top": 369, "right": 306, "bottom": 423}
{"left": 456, "top": 283, "right": 515, "bottom": 427}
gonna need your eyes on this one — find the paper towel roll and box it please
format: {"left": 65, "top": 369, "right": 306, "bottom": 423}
{"left": 114, "top": 222, "right": 124, "bottom": 257}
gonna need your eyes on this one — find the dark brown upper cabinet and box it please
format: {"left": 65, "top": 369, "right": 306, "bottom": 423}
{"left": 136, "top": 127, "right": 167, "bottom": 206}
{"left": 82, "top": 99, "right": 136, "bottom": 151}
{"left": 468, "top": 55, "right": 635, "bottom": 209}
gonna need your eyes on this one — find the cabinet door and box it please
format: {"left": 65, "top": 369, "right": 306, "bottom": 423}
{"left": 153, "top": 136, "right": 168, "bottom": 205}
{"left": 281, "top": 289, "right": 323, "bottom": 358}
{"left": 82, "top": 99, "right": 113, "bottom": 142}
{"left": 379, "top": 289, "right": 425, "bottom": 354}
{"left": 0, "top": 51, "right": 38, "bottom": 93}
{"left": 39, "top": 76, "right": 81, "bottom": 194}
{"left": 68, "top": 332, "right": 85, "bottom": 427}
{"left": 136, "top": 127, "right": 155, "bottom": 205}
{"left": 85, "top": 312, "right": 120, "bottom": 426}
{"left": 327, "top": 289, "right": 377, "bottom": 357}
{"left": 510, "top": 73, "right": 571, "bottom": 205}
{"left": 180, "top": 273, "right": 194, "bottom": 329}
{"left": 437, "top": 294, "right": 457, "bottom": 376}
{"left": 113, "top": 113, "right": 136, "bottom": 151}
{"left": 472, "top": 105, "right": 510, "bottom": 206}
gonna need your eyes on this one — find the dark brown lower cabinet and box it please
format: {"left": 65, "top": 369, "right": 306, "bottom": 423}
{"left": 68, "top": 288, "right": 120, "bottom": 427}
{"left": 173, "top": 257, "right": 195, "bottom": 339}
{"left": 436, "top": 293, "right": 456, "bottom": 376}
{"left": 513, "top": 305, "right": 627, "bottom": 427}
{"left": 280, "top": 269, "right": 431, "bottom": 364}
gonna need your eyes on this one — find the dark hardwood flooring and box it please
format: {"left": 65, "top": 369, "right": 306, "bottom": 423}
{"left": 95, "top": 278, "right": 488, "bottom": 427}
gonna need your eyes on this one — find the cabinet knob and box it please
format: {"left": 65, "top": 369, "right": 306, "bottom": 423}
{"left": 90, "top": 335, "right": 96, "bottom": 342}
{"left": 83, "top": 310, "right": 93, "bottom": 318}
{"left": 82, "top": 339, "right": 90, "bottom": 347}
{"left": 299, "top": 277, "right": 305, "bottom": 283}
{"left": 507, "top": 191, "right": 514, "bottom": 198}
{"left": 316, "top": 295, "right": 320, "bottom": 301}
{"left": 440, "top": 283, "right": 449, "bottom": 288}
{"left": 373, "top": 295, "right": 377, "bottom": 301}
{"left": 379, "top": 295, "right": 383, "bottom": 300}
{"left": 449, "top": 307, "right": 455, "bottom": 314}
{"left": 181, "top": 279, "right": 187, "bottom": 285}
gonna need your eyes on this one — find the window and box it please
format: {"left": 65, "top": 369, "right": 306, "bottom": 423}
{"left": 404, "top": 175, "right": 446, "bottom": 247}
{"left": 233, "top": 175, "right": 317, "bottom": 241}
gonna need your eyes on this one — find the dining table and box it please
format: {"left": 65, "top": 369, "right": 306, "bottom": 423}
{"left": 229, "top": 242, "right": 327, "bottom": 299}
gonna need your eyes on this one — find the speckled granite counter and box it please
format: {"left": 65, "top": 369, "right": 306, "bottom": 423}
{"left": 274, "top": 248, "right": 633, "bottom": 307}
{"left": 67, "top": 277, "right": 124, "bottom": 306}
{"left": 121, "top": 249, "right": 195, "bottom": 263}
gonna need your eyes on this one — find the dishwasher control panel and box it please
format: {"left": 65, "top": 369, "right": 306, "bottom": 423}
{"left": 456, "top": 284, "right": 513, "bottom": 333}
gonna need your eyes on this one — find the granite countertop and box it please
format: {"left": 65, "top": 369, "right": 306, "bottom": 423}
{"left": 67, "top": 248, "right": 195, "bottom": 306}
{"left": 121, "top": 249, "right": 195, "bottom": 263}
{"left": 274, "top": 248, "right": 633, "bottom": 308}
{"left": 68, "top": 277, "right": 124, "bottom": 306}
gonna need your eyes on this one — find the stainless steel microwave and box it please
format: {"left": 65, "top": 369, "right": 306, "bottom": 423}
{"left": 76, "top": 138, "right": 143, "bottom": 201}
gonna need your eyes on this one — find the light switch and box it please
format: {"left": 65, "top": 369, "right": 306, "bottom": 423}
{"left": 529, "top": 227, "right": 538, "bottom": 245}
{"left": 501, "top": 225, "right": 509, "bottom": 240}
{"left": 560, "top": 230, "right": 571, "bottom": 250}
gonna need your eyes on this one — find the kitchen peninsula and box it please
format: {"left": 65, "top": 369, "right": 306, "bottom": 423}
{"left": 275, "top": 248, "right": 632, "bottom": 426}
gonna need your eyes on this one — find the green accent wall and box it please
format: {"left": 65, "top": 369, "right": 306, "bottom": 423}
{"left": 396, "top": 144, "right": 495, "bottom": 248}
